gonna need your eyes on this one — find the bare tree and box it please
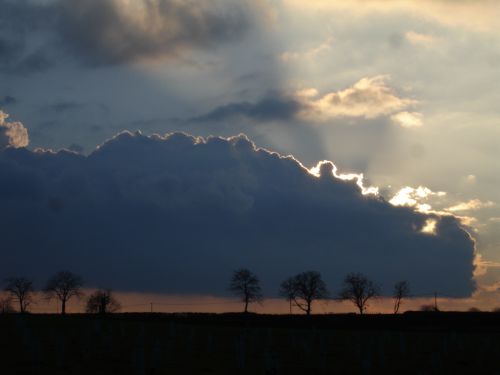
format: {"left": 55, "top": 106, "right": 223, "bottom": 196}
{"left": 44, "top": 271, "right": 84, "bottom": 314}
{"left": 86, "top": 290, "right": 121, "bottom": 314}
{"left": 279, "top": 277, "right": 296, "bottom": 314}
{"left": 393, "top": 280, "right": 410, "bottom": 314}
{"left": 339, "top": 273, "right": 380, "bottom": 314}
{"left": 4, "top": 277, "right": 35, "bottom": 313}
{"left": 0, "top": 297, "right": 14, "bottom": 314}
{"left": 280, "top": 271, "right": 328, "bottom": 316}
{"left": 229, "top": 268, "right": 263, "bottom": 313}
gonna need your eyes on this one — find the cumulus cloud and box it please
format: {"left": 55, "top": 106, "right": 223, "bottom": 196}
{"left": 0, "top": 130, "right": 475, "bottom": 297}
{"left": 0, "top": 110, "right": 29, "bottom": 150}
{"left": 389, "top": 186, "right": 446, "bottom": 213}
{"left": 389, "top": 187, "right": 493, "bottom": 230}
{"left": 297, "top": 76, "right": 417, "bottom": 122}
{"left": 192, "top": 76, "right": 417, "bottom": 125}
{"left": 0, "top": 0, "right": 254, "bottom": 70}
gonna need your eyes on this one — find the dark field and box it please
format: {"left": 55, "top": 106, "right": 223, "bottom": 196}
{"left": 3, "top": 312, "right": 500, "bottom": 374}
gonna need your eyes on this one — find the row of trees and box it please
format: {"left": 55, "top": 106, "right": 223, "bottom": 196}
{"left": 230, "top": 269, "right": 411, "bottom": 315}
{"left": 1, "top": 271, "right": 120, "bottom": 314}
{"left": 1, "top": 269, "right": 410, "bottom": 315}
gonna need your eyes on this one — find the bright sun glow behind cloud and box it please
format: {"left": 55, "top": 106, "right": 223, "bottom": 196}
{"left": 309, "top": 160, "right": 379, "bottom": 195}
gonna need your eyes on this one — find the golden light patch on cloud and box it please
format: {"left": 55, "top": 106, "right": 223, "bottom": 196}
{"left": 0, "top": 110, "right": 29, "bottom": 150}
{"left": 447, "top": 199, "right": 495, "bottom": 212}
{"left": 473, "top": 253, "right": 500, "bottom": 277}
{"left": 297, "top": 76, "right": 416, "bottom": 122}
{"left": 282, "top": 0, "right": 500, "bottom": 32}
{"left": 391, "top": 111, "right": 423, "bottom": 128}
{"left": 477, "top": 280, "right": 500, "bottom": 293}
{"left": 389, "top": 186, "right": 445, "bottom": 212}
{"left": 421, "top": 218, "right": 437, "bottom": 235}
{"left": 456, "top": 215, "right": 478, "bottom": 227}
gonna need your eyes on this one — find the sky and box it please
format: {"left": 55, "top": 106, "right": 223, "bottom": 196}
{"left": 1, "top": 0, "right": 500, "bottom": 312}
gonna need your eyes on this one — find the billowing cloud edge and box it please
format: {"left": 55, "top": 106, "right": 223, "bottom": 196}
{"left": 0, "top": 129, "right": 477, "bottom": 297}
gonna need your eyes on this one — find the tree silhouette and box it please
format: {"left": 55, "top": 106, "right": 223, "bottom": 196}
{"left": 339, "top": 272, "right": 380, "bottom": 314}
{"left": 279, "top": 277, "right": 296, "bottom": 314}
{"left": 44, "top": 271, "right": 84, "bottom": 314}
{"left": 4, "top": 277, "right": 35, "bottom": 313}
{"left": 393, "top": 280, "right": 410, "bottom": 314}
{"left": 280, "top": 271, "right": 328, "bottom": 315}
{"left": 0, "top": 297, "right": 14, "bottom": 314}
{"left": 86, "top": 290, "right": 121, "bottom": 314}
{"left": 229, "top": 268, "right": 262, "bottom": 313}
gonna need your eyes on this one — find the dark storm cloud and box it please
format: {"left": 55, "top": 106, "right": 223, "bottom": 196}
{"left": 0, "top": 0, "right": 253, "bottom": 70}
{"left": 57, "top": 0, "right": 252, "bottom": 66}
{"left": 191, "top": 96, "right": 303, "bottom": 123}
{"left": 0, "top": 131, "right": 476, "bottom": 297}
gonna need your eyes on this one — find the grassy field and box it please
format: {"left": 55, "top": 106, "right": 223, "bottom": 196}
{"left": 2, "top": 312, "right": 500, "bottom": 374}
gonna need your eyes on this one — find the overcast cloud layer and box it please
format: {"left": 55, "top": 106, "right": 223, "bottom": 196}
{"left": 0, "top": 130, "right": 475, "bottom": 296}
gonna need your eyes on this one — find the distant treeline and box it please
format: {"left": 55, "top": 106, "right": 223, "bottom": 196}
{"left": 1, "top": 271, "right": 119, "bottom": 315}
{"left": 0, "top": 269, "right": 487, "bottom": 315}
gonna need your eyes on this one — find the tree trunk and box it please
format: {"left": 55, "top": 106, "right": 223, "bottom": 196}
{"left": 19, "top": 298, "right": 24, "bottom": 313}
{"left": 244, "top": 298, "right": 249, "bottom": 313}
{"left": 306, "top": 301, "right": 311, "bottom": 316}
{"left": 61, "top": 299, "right": 66, "bottom": 315}
{"left": 394, "top": 300, "right": 400, "bottom": 314}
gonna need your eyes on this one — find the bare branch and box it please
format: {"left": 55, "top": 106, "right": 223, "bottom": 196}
{"left": 229, "top": 268, "right": 262, "bottom": 313}
{"left": 44, "top": 271, "right": 84, "bottom": 314}
{"left": 339, "top": 272, "right": 380, "bottom": 314}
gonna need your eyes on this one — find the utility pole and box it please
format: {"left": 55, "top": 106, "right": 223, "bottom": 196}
{"left": 434, "top": 292, "right": 438, "bottom": 312}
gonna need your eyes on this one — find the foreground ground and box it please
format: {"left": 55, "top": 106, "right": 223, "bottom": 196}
{"left": 2, "top": 312, "right": 500, "bottom": 374}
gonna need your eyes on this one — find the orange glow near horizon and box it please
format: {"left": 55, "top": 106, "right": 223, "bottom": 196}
{"left": 7, "top": 289, "right": 500, "bottom": 315}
